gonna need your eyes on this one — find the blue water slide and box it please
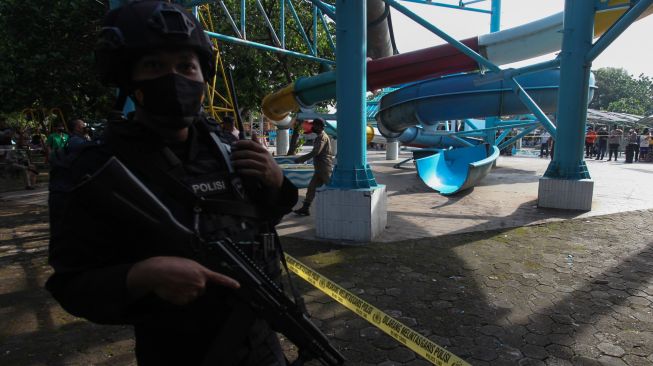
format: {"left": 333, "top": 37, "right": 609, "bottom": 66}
{"left": 415, "top": 144, "right": 500, "bottom": 195}
{"left": 376, "top": 69, "right": 579, "bottom": 137}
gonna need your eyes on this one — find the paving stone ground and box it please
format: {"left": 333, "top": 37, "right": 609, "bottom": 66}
{"left": 1, "top": 153, "right": 653, "bottom": 365}
{"left": 1, "top": 197, "right": 652, "bottom": 365}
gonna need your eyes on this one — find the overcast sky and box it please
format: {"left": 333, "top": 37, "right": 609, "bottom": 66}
{"left": 391, "top": 0, "right": 653, "bottom": 77}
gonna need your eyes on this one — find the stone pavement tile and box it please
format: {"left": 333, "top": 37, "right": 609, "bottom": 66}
{"left": 616, "top": 330, "right": 653, "bottom": 356}
{"left": 479, "top": 324, "right": 505, "bottom": 338}
{"left": 521, "top": 344, "right": 548, "bottom": 360}
{"left": 469, "top": 345, "right": 498, "bottom": 362}
{"left": 545, "top": 344, "right": 574, "bottom": 360}
{"left": 544, "top": 356, "right": 573, "bottom": 366}
{"left": 360, "top": 326, "right": 383, "bottom": 340}
{"left": 518, "top": 358, "right": 546, "bottom": 366}
{"left": 372, "top": 334, "right": 399, "bottom": 351}
{"left": 355, "top": 341, "right": 391, "bottom": 364}
{"left": 403, "top": 360, "right": 431, "bottom": 366}
{"left": 622, "top": 354, "right": 652, "bottom": 366}
{"left": 571, "top": 355, "right": 603, "bottom": 365}
{"left": 524, "top": 333, "right": 550, "bottom": 347}
{"left": 597, "top": 355, "right": 628, "bottom": 366}
{"left": 387, "top": 347, "right": 416, "bottom": 363}
{"left": 598, "top": 342, "right": 626, "bottom": 357}
{"left": 377, "top": 361, "right": 401, "bottom": 366}
{"left": 547, "top": 333, "right": 575, "bottom": 347}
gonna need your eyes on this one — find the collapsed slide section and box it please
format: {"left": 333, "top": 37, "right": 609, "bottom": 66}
{"left": 415, "top": 144, "right": 500, "bottom": 195}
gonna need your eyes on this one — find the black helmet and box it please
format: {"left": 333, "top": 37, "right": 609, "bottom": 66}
{"left": 95, "top": 0, "right": 215, "bottom": 88}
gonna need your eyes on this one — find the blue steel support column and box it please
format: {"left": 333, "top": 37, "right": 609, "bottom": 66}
{"left": 543, "top": 0, "right": 595, "bottom": 180}
{"left": 329, "top": 0, "right": 377, "bottom": 189}
{"left": 490, "top": 0, "right": 501, "bottom": 33}
{"left": 485, "top": 117, "right": 497, "bottom": 145}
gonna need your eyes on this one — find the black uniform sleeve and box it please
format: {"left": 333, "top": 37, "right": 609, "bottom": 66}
{"left": 245, "top": 176, "right": 298, "bottom": 224}
{"left": 46, "top": 150, "right": 162, "bottom": 325}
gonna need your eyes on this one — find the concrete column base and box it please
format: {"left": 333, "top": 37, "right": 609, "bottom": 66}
{"left": 386, "top": 140, "right": 399, "bottom": 160}
{"left": 315, "top": 185, "right": 387, "bottom": 242}
{"left": 538, "top": 177, "right": 593, "bottom": 211}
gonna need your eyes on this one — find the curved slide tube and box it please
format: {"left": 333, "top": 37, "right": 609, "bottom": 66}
{"left": 415, "top": 144, "right": 500, "bottom": 195}
{"left": 376, "top": 68, "right": 577, "bottom": 138}
{"left": 376, "top": 69, "right": 596, "bottom": 142}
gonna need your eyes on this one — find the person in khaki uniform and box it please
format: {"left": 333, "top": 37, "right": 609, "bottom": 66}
{"left": 293, "top": 118, "right": 333, "bottom": 216}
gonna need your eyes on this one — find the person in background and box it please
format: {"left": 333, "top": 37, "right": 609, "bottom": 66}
{"left": 640, "top": 128, "right": 651, "bottom": 162}
{"left": 66, "top": 119, "right": 91, "bottom": 153}
{"left": 585, "top": 127, "right": 597, "bottom": 158}
{"left": 634, "top": 129, "right": 641, "bottom": 162}
{"left": 624, "top": 128, "right": 638, "bottom": 163}
{"left": 539, "top": 130, "right": 550, "bottom": 158}
{"left": 221, "top": 115, "right": 240, "bottom": 143}
{"left": 607, "top": 125, "right": 623, "bottom": 161}
{"left": 45, "top": 122, "right": 69, "bottom": 163}
{"left": 6, "top": 135, "right": 39, "bottom": 190}
{"left": 595, "top": 127, "right": 609, "bottom": 160}
{"left": 293, "top": 118, "right": 333, "bottom": 216}
{"left": 29, "top": 132, "right": 45, "bottom": 151}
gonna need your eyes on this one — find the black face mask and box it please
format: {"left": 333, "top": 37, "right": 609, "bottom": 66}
{"left": 132, "top": 73, "right": 205, "bottom": 129}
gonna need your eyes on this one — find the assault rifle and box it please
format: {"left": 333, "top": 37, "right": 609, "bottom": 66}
{"left": 75, "top": 157, "right": 345, "bottom": 366}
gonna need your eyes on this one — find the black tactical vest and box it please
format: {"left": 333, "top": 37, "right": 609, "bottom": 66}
{"left": 104, "top": 116, "right": 279, "bottom": 275}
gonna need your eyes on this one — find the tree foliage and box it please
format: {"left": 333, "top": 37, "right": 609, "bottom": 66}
{"left": 590, "top": 67, "right": 653, "bottom": 116}
{"left": 0, "top": 0, "right": 113, "bottom": 120}
{"left": 0, "top": 0, "right": 334, "bottom": 120}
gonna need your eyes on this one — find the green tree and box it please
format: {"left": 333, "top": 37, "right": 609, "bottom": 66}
{"left": 0, "top": 0, "right": 114, "bottom": 119}
{"left": 590, "top": 67, "right": 653, "bottom": 115}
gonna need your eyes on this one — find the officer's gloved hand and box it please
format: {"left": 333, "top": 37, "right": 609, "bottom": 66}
{"left": 126, "top": 256, "right": 240, "bottom": 306}
{"left": 230, "top": 132, "right": 284, "bottom": 190}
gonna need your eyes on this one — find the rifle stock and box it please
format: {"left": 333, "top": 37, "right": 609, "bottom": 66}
{"left": 75, "top": 157, "right": 345, "bottom": 366}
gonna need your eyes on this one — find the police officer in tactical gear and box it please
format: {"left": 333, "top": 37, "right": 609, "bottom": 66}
{"left": 46, "top": 1, "right": 297, "bottom": 365}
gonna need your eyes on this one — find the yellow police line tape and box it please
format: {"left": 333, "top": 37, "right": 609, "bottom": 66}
{"left": 285, "top": 254, "right": 470, "bottom": 366}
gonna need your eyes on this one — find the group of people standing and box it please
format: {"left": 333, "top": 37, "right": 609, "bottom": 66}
{"left": 585, "top": 125, "right": 651, "bottom": 163}
{"left": 0, "top": 118, "right": 93, "bottom": 190}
